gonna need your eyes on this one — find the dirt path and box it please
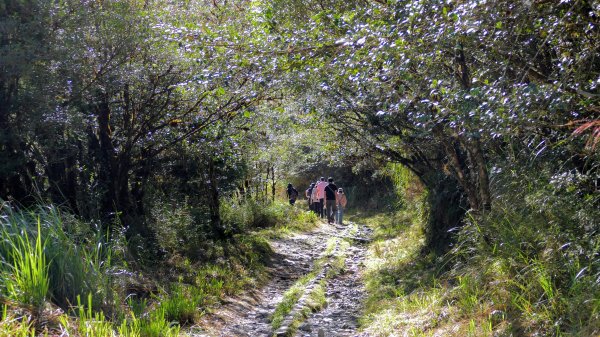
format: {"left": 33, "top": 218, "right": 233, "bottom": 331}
{"left": 191, "top": 221, "right": 371, "bottom": 337}
{"left": 296, "top": 225, "right": 371, "bottom": 337}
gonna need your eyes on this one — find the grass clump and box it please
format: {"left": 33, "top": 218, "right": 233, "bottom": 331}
{"left": 1, "top": 220, "right": 49, "bottom": 312}
{"left": 0, "top": 202, "right": 119, "bottom": 314}
{"left": 158, "top": 282, "right": 199, "bottom": 325}
{"left": 270, "top": 274, "right": 312, "bottom": 331}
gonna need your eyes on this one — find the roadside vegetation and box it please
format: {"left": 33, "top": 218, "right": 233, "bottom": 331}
{"left": 0, "top": 199, "right": 317, "bottom": 336}
{"left": 359, "top": 164, "right": 600, "bottom": 336}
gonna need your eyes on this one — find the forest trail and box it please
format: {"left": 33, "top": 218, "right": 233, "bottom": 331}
{"left": 192, "top": 221, "right": 372, "bottom": 337}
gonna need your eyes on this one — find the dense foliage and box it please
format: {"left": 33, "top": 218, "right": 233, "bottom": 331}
{"left": 254, "top": 0, "right": 599, "bottom": 251}
{"left": 1, "top": 0, "right": 599, "bottom": 335}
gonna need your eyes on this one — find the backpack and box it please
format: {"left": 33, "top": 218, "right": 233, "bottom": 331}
{"left": 290, "top": 188, "right": 298, "bottom": 199}
{"left": 325, "top": 184, "right": 337, "bottom": 200}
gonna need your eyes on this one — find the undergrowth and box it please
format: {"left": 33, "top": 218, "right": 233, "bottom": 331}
{"left": 0, "top": 197, "right": 318, "bottom": 336}
{"left": 359, "top": 164, "right": 600, "bottom": 336}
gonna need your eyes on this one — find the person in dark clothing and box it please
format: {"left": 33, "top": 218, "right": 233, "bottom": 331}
{"left": 305, "top": 183, "right": 315, "bottom": 211}
{"left": 324, "top": 177, "right": 338, "bottom": 224}
{"left": 286, "top": 183, "right": 298, "bottom": 205}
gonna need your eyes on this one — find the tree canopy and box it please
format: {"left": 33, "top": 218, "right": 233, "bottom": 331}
{"left": 1, "top": 0, "right": 598, "bottom": 253}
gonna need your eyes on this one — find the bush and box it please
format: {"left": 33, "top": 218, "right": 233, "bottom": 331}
{"left": 148, "top": 196, "right": 198, "bottom": 256}
{"left": 220, "top": 197, "right": 317, "bottom": 234}
{"left": 449, "top": 165, "right": 600, "bottom": 335}
{"left": 0, "top": 202, "right": 121, "bottom": 313}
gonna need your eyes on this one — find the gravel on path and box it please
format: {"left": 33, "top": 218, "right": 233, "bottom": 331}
{"left": 190, "top": 222, "right": 372, "bottom": 337}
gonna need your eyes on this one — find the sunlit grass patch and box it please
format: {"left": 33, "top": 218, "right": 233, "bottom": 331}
{"left": 284, "top": 280, "right": 328, "bottom": 336}
{"left": 270, "top": 274, "right": 313, "bottom": 331}
{"left": 305, "top": 280, "right": 327, "bottom": 312}
{"left": 327, "top": 240, "right": 349, "bottom": 278}
{"left": 0, "top": 306, "right": 35, "bottom": 337}
{"left": 221, "top": 199, "right": 319, "bottom": 240}
{"left": 258, "top": 209, "right": 319, "bottom": 240}
{"left": 360, "top": 211, "right": 452, "bottom": 336}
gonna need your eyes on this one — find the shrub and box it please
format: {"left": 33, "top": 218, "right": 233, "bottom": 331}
{"left": 449, "top": 165, "right": 600, "bottom": 335}
{"left": 0, "top": 219, "right": 49, "bottom": 312}
{"left": 148, "top": 196, "right": 197, "bottom": 256}
{"left": 0, "top": 202, "right": 121, "bottom": 314}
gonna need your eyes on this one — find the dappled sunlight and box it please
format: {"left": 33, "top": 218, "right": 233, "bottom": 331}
{"left": 1, "top": 0, "right": 598, "bottom": 335}
{"left": 359, "top": 211, "right": 516, "bottom": 337}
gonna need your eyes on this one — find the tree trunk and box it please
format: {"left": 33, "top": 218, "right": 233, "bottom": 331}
{"left": 264, "top": 165, "right": 269, "bottom": 203}
{"left": 0, "top": 76, "right": 34, "bottom": 204}
{"left": 208, "top": 158, "right": 223, "bottom": 237}
{"left": 421, "top": 172, "right": 467, "bottom": 255}
{"left": 469, "top": 138, "right": 491, "bottom": 211}
{"left": 45, "top": 151, "right": 78, "bottom": 212}
{"left": 271, "top": 165, "right": 276, "bottom": 202}
{"left": 434, "top": 125, "right": 492, "bottom": 214}
{"left": 94, "top": 94, "right": 121, "bottom": 227}
{"left": 442, "top": 137, "right": 482, "bottom": 211}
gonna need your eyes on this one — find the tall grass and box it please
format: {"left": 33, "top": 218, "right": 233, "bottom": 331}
{"left": 1, "top": 219, "right": 49, "bottom": 311}
{"left": 0, "top": 201, "right": 127, "bottom": 337}
{"left": 0, "top": 196, "right": 319, "bottom": 336}
{"left": 220, "top": 197, "right": 317, "bottom": 234}
{"left": 453, "top": 204, "right": 600, "bottom": 335}
{"left": 0, "top": 203, "right": 118, "bottom": 313}
{"left": 360, "top": 157, "right": 600, "bottom": 336}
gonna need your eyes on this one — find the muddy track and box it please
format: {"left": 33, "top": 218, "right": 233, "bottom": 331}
{"left": 192, "top": 222, "right": 371, "bottom": 337}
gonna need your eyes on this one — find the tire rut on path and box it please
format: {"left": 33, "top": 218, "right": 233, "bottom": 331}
{"left": 296, "top": 224, "right": 372, "bottom": 337}
{"left": 193, "top": 222, "right": 333, "bottom": 337}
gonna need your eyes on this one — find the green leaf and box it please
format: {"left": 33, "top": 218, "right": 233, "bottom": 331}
{"left": 215, "top": 87, "right": 226, "bottom": 97}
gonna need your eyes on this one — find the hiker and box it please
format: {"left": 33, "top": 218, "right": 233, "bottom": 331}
{"left": 311, "top": 181, "right": 320, "bottom": 215}
{"left": 336, "top": 187, "right": 347, "bottom": 225}
{"left": 324, "top": 177, "right": 338, "bottom": 224}
{"left": 315, "top": 177, "right": 327, "bottom": 218}
{"left": 286, "top": 183, "right": 298, "bottom": 205}
{"left": 305, "top": 183, "right": 315, "bottom": 211}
